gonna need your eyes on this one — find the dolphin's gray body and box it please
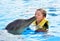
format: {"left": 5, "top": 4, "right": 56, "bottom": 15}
{"left": 5, "top": 16, "right": 35, "bottom": 35}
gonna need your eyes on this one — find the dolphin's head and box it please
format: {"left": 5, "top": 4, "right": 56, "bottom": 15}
{"left": 5, "top": 16, "right": 36, "bottom": 35}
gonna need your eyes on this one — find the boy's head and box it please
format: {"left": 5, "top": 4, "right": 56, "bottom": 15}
{"left": 35, "top": 8, "right": 47, "bottom": 21}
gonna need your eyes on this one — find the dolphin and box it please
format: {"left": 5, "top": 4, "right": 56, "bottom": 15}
{"left": 5, "top": 16, "right": 35, "bottom": 35}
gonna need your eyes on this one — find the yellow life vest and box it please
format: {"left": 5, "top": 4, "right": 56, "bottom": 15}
{"left": 32, "top": 18, "right": 48, "bottom": 30}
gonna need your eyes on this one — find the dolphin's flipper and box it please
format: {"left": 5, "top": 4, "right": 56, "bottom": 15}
{"left": 5, "top": 16, "right": 35, "bottom": 35}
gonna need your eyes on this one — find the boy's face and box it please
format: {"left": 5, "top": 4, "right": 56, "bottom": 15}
{"left": 35, "top": 10, "right": 45, "bottom": 21}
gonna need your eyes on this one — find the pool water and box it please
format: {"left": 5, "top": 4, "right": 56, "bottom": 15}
{"left": 0, "top": 0, "right": 60, "bottom": 41}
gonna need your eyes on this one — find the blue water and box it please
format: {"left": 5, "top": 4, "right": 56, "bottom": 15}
{"left": 0, "top": 0, "right": 60, "bottom": 41}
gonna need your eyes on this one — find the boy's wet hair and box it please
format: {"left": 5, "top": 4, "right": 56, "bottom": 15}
{"left": 37, "top": 8, "right": 46, "bottom": 17}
